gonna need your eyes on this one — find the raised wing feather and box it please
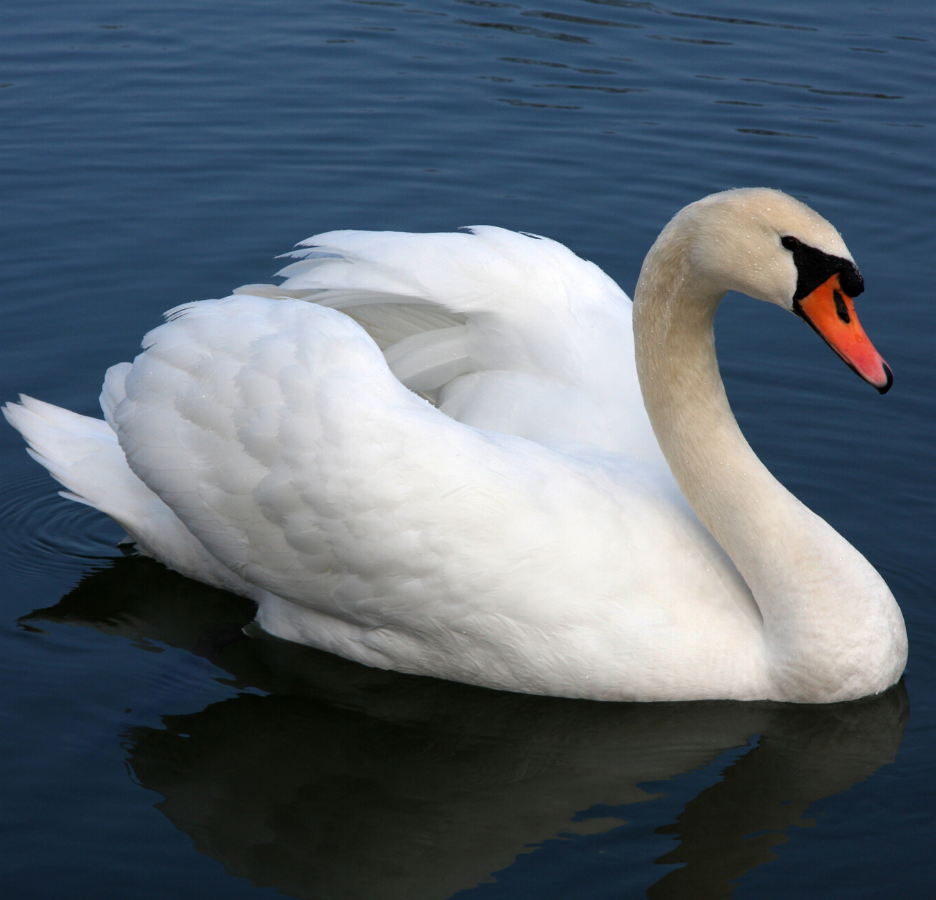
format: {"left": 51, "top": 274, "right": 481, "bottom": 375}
{"left": 239, "top": 227, "right": 659, "bottom": 457}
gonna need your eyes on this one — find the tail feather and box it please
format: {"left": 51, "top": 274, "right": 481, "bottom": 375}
{"left": 3, "top": 393, "right": 253, "bottom": 597}
{"left": 4, "top": 395, "right": 118, "bottom": 503}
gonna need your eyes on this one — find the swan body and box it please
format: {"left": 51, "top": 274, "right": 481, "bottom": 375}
{"left": 5, "top": 189, "right": 907, "bottom": 702}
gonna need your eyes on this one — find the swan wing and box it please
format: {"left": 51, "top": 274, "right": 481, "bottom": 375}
{"left": 111, "top": 295, "right": 754, "bottom": 695}
{"left": 115, "top": 295, "right": 601, "bottom": 606}
{"left": 241, "top": 227, "right": 658, "bottom": 458}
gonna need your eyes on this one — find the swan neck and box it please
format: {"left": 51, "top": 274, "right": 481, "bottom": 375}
{"left": 631, "top": 219, "right": 905, "bottom": 700}
{"left": 633, "top": 233, "right": 749, "bottom": 553}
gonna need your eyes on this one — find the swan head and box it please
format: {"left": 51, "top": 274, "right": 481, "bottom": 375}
{"left": 672, "top": 188, "right": 892, "bottom": 393}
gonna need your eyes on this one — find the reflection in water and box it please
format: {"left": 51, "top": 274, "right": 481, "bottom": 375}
{"left": 26, "top": 557, "right": 908, "bottom": 900}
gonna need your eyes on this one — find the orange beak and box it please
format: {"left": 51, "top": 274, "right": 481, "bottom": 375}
{"left": 795, "top": 273, "right": 893, "bottom": 394}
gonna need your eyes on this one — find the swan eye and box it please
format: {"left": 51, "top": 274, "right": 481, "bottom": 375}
{"left": 781, "top": 236, "right": 802, "bottom": 252}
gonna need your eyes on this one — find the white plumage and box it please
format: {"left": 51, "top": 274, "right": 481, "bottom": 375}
{"left": 4, "top": 190, "right": 907, "bottom": 702}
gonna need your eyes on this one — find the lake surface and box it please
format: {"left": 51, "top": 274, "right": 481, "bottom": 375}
{"left": 2, "top": 1, "right": 934, "bottom": 897}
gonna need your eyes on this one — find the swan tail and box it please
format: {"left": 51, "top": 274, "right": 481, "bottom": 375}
{"left": 2, "top": 390, "right": 253, "bottom": 596}
{"left": 3, "top": 394, "right": 128, "bottom": 509}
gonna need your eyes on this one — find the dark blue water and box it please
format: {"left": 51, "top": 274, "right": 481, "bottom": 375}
{"left": 2, "top": 2, "right": 934, "bottom": 898}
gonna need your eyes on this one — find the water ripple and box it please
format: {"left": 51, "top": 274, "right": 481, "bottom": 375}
{"left": 0, "top": 472, "right": 122, "bottom": 578}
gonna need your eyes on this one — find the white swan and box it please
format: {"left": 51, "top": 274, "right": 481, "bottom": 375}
{"left": 4, "top": 189, "right": 907, "bottom": 702}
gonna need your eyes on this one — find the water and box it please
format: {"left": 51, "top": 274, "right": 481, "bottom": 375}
{"left": 1, "top": 1, "right": 934, "bottom": 897}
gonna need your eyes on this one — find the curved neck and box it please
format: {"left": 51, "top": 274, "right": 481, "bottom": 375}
{"left": 631, "top": 226, "right": 904, "bottom": 700}
{"left": 632, "top": 233, "right": 801, "bottom": 589}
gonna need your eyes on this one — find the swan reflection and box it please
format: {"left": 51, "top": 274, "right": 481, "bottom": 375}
{"left": 26, "top": 556, "right": 908, "bottom": 900}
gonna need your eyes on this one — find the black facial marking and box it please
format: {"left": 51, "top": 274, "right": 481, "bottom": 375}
{"left": 833, "top": 289, "right": 851, "bottom": 324}
{"left": 780, "top": 235, "right": 864, "bottom": 301}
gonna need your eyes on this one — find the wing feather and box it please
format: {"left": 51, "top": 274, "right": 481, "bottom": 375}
{"left": 112, "top": 296, "right": 642, "bottom": 622}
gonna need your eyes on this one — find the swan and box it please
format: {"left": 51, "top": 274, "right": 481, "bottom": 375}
{"left": 4, "top": 189, "right": 907, "bottom": 703}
